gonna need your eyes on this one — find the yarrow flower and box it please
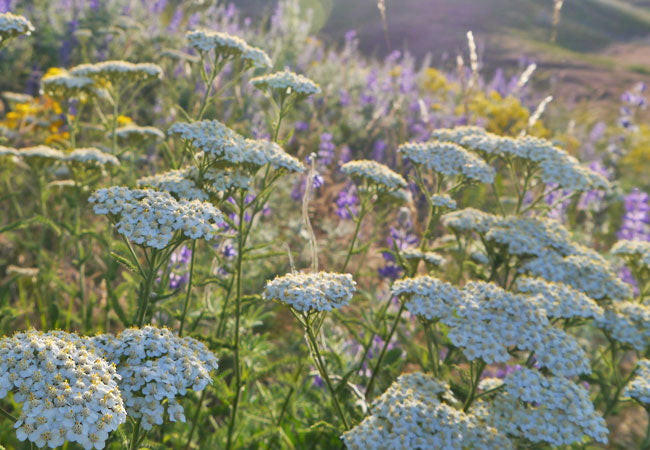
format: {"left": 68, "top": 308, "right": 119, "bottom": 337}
{"left": 447, "top": 281, "right": 590, "bottom": 376}
{"left": 18, "top": 146, "right": 65, "bottom": 163}
{"left": 521, "top": 250, "right": 632, "bottom": 301}
{"left": 0, "top": 329, "right": 126, "bottom": 450}
{"left": 485, "top": 215, "right": 575, "bottom": 257}
{"left": 400, "top": 248, "right": 444, "bottom": 267}
{"left": 430, "top": 193, "right": 457, "bottom": 210}
{"left": 137, "top": 168, "right": 208, "bottom": 201}
{"left": 263, "top": 272, "right": 356, "bottom": 312}
{"left": 611, "top": 239, "right": 650, "bottom": 268}
{"left": 186, "top": 29, "right": 271, "bottom": 67}
{"left": 41, "top": 71, "right": 96, "bottom": 100}
{"left": 474, "top": 368, "right": 608, "bottom": 446}
{"left": 516, "top": 277, "right": 603, "bottom": 321}
{"left": 70, "top": 61, "right": 163, "bottom": 84}
{"left": 89, "top": 187, "right": 225, "bottom": 249}
{"left": 391, "top": 276, "right": 461, "bottom": 321}
{"left": 251, "top": 70, "right": 321, "bottom": 96}
{"left": 110, "top": 124, "right": 165, "bottom": 143}
{"left": 64, "top": 148, "right": 120, "bottom": 167}
{"left": 168, "top": 120, "right": 304, "bottom": 173}
{"left": 398, "top": 140, "right": 495, "bottom": 183}
{"left": 342, "top": 372, "right": 513, "bottom": 449}
{"left": 595, "top": 302, "right": 650, "bottom": 351}
{"left": 0, "top": 12, "right": 34, "bottom": 43}
{"left": 89, "top": 326, "right": 218, "bottom": 431}
{"left": 624, "top": 359, "right": 650, "bottom": 405}
{"left": 441, "top": 208, "right": 499, "bottom": 234}
{"left": 341, "top": 160, "right": 407, "bottom": 192}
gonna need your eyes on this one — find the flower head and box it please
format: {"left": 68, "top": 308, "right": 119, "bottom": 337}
{"left": 64, "top": 148, "right": 119, "bottom": 167}
{"left": 187, "top": 29, "right": 271, "bottom": 67}
{"left": 0, "top": 12, "right": 34, "bottom": 43}
{"left": 341, "top": 160, "right": 407, "bottom": 192}
{"left": 251, "top": 70, "right": 321, "bottom": 97}
{"left": 263, "top": 272, "right": 356, "bottom": 312}
{"left": 70, "top": 61, "right": 163, "bottom": 84}
{"left": 624, "top": 359, "right": 650, "bottom": 405}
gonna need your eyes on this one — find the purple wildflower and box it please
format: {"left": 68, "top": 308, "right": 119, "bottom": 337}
{"left": 335, "top": 184, "right": 358, "bottom": 219}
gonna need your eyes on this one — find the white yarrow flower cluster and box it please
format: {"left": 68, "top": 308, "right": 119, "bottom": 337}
{"left": 398, "top": 140, "right": 495, "bottom": 183}
{"left": 70, "top": 61, "right": 163, "bottom": 83}
{"left": 0, "top": 145, "right": 18, "bottom": 157}
{"left": 485, "top": 216, "right": 575, "bottom": 257}
{"left": 169, "top": 121, "right": 304, "bottom": 172}
{"left": 595, "top": 302, "right": 650, "bottom": 351}
{"left": 251, "top": 70, "right": 321, "bottom": 96}
{"left": 137, "top": 168, "right": 207, "bottom": 201}
{"left": 391, "top": 276, "right": 461, "bottom": 321}
{"left": 89, "top": 326, "right": 218, "bottom": 431}
{"left": 19, "top": 146, "right": 65, "bottom": 161}
{"left": 521, "top": 250, "right": 632, "bottom": 301}
{"left": 186, "top": 29, "right": 272, "bottom": 67}
{"left": 89, "top": 187, "right": 224, "bottom": 249}
{"left": 624, "top": 359, "right": 650, "bottom": 405}
{"left": 0, "top": 329, "right": 126, "bottom": 450}
{"left": 41, "top": 72, "right": 96, "bottom": 99}
{"left": 263, "top": 272, "right": 356, "bottom": 312}
{"left": 476, "top": 368, "right": 608, "bottom": 446}
{"left": 111, "top": 125, "right": 165, "bottom": 142}
{"left": 516, "top": 277, "right": 603, "bottom": 320}
{"left": 448, "top": 282, "right": 590, "bottom": 376}
{"left": 341, "top": 160, "right": 407, "bottom": 191}
{"left": 64, "top": 148, "right": 119, "bottom": 167}
{"left": 204, "top": 167, "right": 252, "bottom": 191}
{"left": 400, "top": 248, "right": 444, "bottom": 266}
{"left": 430, "top": 194, "right": 457, "bottom": 210}
{"left": 342, "top": 372, "right": 513, "bottom": 449}
{"left": 611, "top": 239, "right": 650, "bottom": 268}
{"left": 0, "top": 12, "right": 34, "bottom": 42}
{"left": 441, "top": 208, "right": 499, "bottom": 234}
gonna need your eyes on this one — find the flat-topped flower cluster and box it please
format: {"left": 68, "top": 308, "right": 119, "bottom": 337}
{"left": 89, "top": 187, "right": 225, "bottom": 249}
{"left": 264, "top": 272, "right": 357, "bottom": 312}
{"left": 0, "top": 12, "right": 34, "bottom": 42}
{"left": 187, "top": 29, "right": 272, "bottom": 68}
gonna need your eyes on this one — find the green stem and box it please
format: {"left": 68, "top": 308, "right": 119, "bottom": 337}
{"left": 135, "top": 250, "right": 158, "bottom": 327}
{"left": 179, "top": 240, "right": 197, "bottom": 336}
{"left": 463, "top": 360, "right": 485, "bottom": 411}
{"left": 365, "top": 301, "right": 406, "bottom": 401}
{"left": 341, "top": 202, "right": 367, "bottom": 272}
{"left": 129, "top": 419, "right": 141, "bottom": 450}
{"left": 0, "top": 405, "right": 17, "bottom": 421}
{"left": 272, "top": 96, "right": 287, "bottom": 143}
{"left": 422, "top": 321, "right": 440, "bottom": 376}
{"left": 305, "top": 317, "right": 350, "bottom": 430}
{"left": 225, "top": 193, "right": 246, "bottom": 450}
{"left": 184, "top": 389, "right": 207, "bottom": 450}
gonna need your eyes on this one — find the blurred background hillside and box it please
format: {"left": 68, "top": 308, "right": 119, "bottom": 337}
{"left": 241, "top": 0, "right": 650, "bottom": 114}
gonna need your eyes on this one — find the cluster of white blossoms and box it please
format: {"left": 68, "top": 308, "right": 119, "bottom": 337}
{"left": 111, "top": 124, "right": 165, "bottom": 142}
{"left": 64, "top": 148, "right": 120, "bottom": 167}
{"left": 430, "top": 193, "right": 457, "bottom": 210}
{"left": 18, "top": 145, "right": 65, "bottom": 162}
{"left": 0, "top": 12, "right": 34, "bottom": 42}
{"left": 341, "top": 160, "right": 407, "bottom": 192}
{"left": 441, "top": 208, "right": 499, "bottom": 234}
{"left": 88, "top": 326, "right": 218, "bottom": 431}
{"left": 398, "top": 140, "right": 495, "bottom": 183}
{"left": 89, "top": 187, "right": 224, "bottom": 249}
{"left": 263, "top": 272, "right": 356, "bottom": 312}
{"left": 611, "top": 239, "right": 650, "bottom": 268}
{"left": 624, "top": 359, "right": 650, "bottom": 405}
{"left": 448, "top": 282, "right": 590, "bottom": 376}
{"left": 186, "top": 29, "right": 272, "bottom": 68}
{"left": 475, "top": 368, "right": 608, "bottom": 446}
{"left": 391, "top": 276, "right": 462, "bottom": 321}
{"left": 485, "top": 216, "right": 575, "bottom": 257}
{"left": 595, "top": 302, "right": 650, "bottom": 351}
{"left": 0, "top": 145, "right": 18, "bottom": 157}
{"left": 168, "top": 120, "right": 304, "bottom": 172}
{"left": 516, "top": 277, "right": 604, "bottom": 320}
{"left": 400, "top": 248, "right": 444, "bottom": 267}
{"left": 137, "top": 168, "right": 208, "bottom": 201}
{"left": 204, "top": 167, "right": 252, "bottom": 191}
{"left": 521, "top": 250, "right": 631, "bottom": 301}
{"left": 70, "top": 61, "right": 163, "bottom": 84}
{"left": 0, "top": 329, "right": 126, "bottom": 450}
{"left": 41, "top": 71, "right": 96, "bottom": 99}
{"left": 432, "top": 126, "right": 609, "bottom": 192}
{"left": 251, "top": 70, "right": 321, "bottom": 96}
{"left": 342, "top": 372, "right": 513, "bottom": 449}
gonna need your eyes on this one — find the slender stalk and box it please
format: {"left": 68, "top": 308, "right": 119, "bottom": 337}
{"left": 341, "top": 202, "right": 367, "bottom": 272}
{"left": 463, "top": 360, "right": 485, "bottom": 411}
{"left": 225, "top": 193, "right": 246, "bottom": 450}
{"left": 179, "top": 240, "right": 197, "bottom": 336}
{"left": 184, "top": 389, "right": 207, "bottom": 450}
{"left": 305, "top": 317, "right": 350, "bottom": 430}
{"left": 422, "top": 321, "right": 440, "bottom": 376}
{"left": 365, "top": 301, "right": 406, "bottom": 401}
{"left": 129, "top": 419, "right": 142, "bottom": 450}
{"left": 0, "top": 405, "right": 17, "bottom": 421}
{"left": 135, "top": 250, "right": 158, "bottom": 327}
{"left": 272, "top": 96, "right": 286, "bottom": 143}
